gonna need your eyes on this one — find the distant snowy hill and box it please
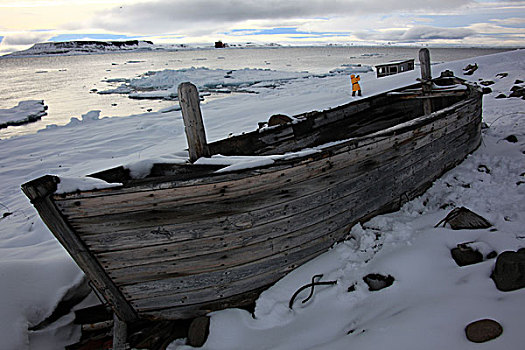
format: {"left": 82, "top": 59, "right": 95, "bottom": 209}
{"left": 3, "top": 40, "right": 155, "bottom": 57}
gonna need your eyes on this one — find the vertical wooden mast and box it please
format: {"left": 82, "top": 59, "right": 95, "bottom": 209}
{"left": 178, "top": 82, "right": 211, "bottom": 162}
{"left": 419, "top": 48, "right": 433, "bottom": 115}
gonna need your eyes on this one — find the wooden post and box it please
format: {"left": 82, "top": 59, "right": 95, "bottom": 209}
{"left": 21, "top": 176, "right": 138, "bottom": 323}
{"left": 178, "top": 82, "right": 210, "bottom": 162}
{"left": 419, "top": 48, "right": 433, "bottom": 115}
{"left": 113, "top": 313, "right": 128, "bottom": 350}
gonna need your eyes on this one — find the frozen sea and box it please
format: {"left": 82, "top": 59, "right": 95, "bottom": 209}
{"left": 0, "top": 46, "right": 508, "bottom": 139}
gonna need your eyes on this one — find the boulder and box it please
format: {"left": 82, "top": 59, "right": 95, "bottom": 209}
{"left": 451, "top": 242, "right": 496, "bottom": 267}
{"left": 187, "top": 316, "right": 210, "bottom": 347}
{"left": 509, "top": 85, "right": 525, "bottom": 98}
{"left": 465, "top": 319, "right": 503, "bottom": 343}
{"left": 451, "top": 245, "right": 483, "bottom": 266}
{"left": 505, "top": 135, "right": 518, "bottom": 143}
{"left": 463, "top": 63, "right": 478, "bottom": 75}
{"left": 363, "top": 274, "right": 395, "bottom": 291}
{"left": 491, "top": 250, "right": 525, "bottom": 291}
{"left": 268, "top": 114, "right": 293, "bottom": 126}
{"left": 481, "top": 87, "right": 492, "bottom": 95}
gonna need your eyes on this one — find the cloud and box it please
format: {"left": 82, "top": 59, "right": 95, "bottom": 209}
{"left": 226, "top": 27, "right": 349, "bottom": 38}
{"left": 356, "top": 25, "right": 475, "bottom": 42}
{"left": 2, "top": 31, "right": 53, "bottom": 45}
{"left": 89, "top": 0, "right": 472, "bottom": 35}
{"left": 401, "top": 26, "right": 475, "bottom": 40}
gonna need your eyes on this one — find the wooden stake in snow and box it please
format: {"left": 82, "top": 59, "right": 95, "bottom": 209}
{"left": 435, "top": 207, "right": 492, "bottom": 230}
{"left": 419, "top": 48, "right": 433, "bottom": 115}
{"left": 178, "top": 82, "right": 210, "bottom": 162}
{"left": 113, "top": 313, "right": 128, "bottom": 350}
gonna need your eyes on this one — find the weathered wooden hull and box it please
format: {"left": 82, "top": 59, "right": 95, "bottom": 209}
{"left": 22, "top": 79, "right": 482, "bottom": 322}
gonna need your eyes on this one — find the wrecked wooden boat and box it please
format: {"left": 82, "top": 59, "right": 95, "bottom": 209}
{"left": 22, "top": 54, "right": 483, "bottom": 329}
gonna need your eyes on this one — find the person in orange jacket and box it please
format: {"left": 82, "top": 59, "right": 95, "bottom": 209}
{"left": 351, "top": 74, "right": 362, "bottom": 96}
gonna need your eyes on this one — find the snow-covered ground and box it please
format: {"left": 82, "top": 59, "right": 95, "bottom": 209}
{"left": 0, "top": 49, "right": 523, "bottom": 350}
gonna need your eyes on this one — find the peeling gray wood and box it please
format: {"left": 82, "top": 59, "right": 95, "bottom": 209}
{"left": 178, "top": 82, "right": 210, "bottom": 162}
{"left": 419, "top": 48, "right": 433, "bottom": 115}
{"left": 21, "top": 176, "right": 137, "bottom": 322}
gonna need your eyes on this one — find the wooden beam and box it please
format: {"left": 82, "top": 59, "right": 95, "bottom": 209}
{"left": 21, "top": 176, "right": 138, "bottom": 323}
{"left": 419, "top": 48, "right": 433, "bottom": 115}
{"left": 178, "top": 82, "right": 210, "bottom": 162}
{"left": 113, "top": 313, "right": 128, "bottom": 350}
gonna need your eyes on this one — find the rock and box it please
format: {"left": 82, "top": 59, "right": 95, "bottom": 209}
{"left": 465, "top": 319, "right": 503, "bottom": 343}
{"left": 451, "top": 242, "right": 496, "bottom": 267}
{"left": 440, "top": 70, "right": 454, "bottom": 78}
{"left": 481, "top": 87, "right": 492, "bottom": 95}
{"left": 495, "top": 94, "right": 507, "bottom": 99}
{"left": 435, "top": 207, "right": 492, "bottom": 230}
{"left": 509, "top": 85, "right": 525, "bottom": 98}
{"left": 504, "top": 135, "right": 518, "bottom": 143}
{"left": 491, "top": 250, "right": 525, "bottom": 291}
{"left": 363, "top": 274, "right": 394, "bottom": 291}
{"left": 268, "top": 114, "right": 293, "bottom": 126}
{"left": 496, "top": 72, "right": 508, "bottom": 78}
{"left": 515, "top": 79, "right": 524, "bottom": 84}
{"left": 478, "top": 164, "right": 491, "bottom": 173}
{"left": 451, "top": 245, "right": 483, "bottom": 266}
{"left": 187, "top": 316, "right": 210, "bottom": 347}
{"left": 479, "top": 80, "right": 495, "bottom": 86}
{"left": 463, "top": 63, "right": 478, "bottom": 75}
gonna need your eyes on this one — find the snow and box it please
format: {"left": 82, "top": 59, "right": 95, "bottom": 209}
{"left": 0, "top": 48, "right": 524, "bottom": 350}
{"left": 0, "top": 100, "right": 48, "bottom": 128}
{"left": 98, "top": 66, "right": 372, "bottom": 100}
{"left": 56, "top": 177, "right": 122, "bottom": 194}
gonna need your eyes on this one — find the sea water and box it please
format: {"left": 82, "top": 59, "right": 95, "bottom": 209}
{"left": 0, "top": 46, "right": 509, "bottom": 139}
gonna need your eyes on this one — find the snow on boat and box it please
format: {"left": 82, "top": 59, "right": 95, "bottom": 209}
{"left": 22, "top": 62, "right": 483, "bottom": 325}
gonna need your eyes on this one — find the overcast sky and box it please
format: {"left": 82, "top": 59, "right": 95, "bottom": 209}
{"left": 0, "top": 0, "right": 523, "bottom": 53}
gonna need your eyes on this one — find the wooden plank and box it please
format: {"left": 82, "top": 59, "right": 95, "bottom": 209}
{"left": 140, "top": 286, "right": 269, "bottom": 320}
{"left": 178, "top": 82, "right": 210, "bottom": 162}
{"left": 419, "top": 48, "right": 433, "bottom": 115}
{"left": 123, "top": 231, "right": 337, "bottom": 302}
{"left": 20, "top": 176, "right": 137, "bottom": 322}
{"left": 113, "top": 314, "right": 128, "bottom": 350}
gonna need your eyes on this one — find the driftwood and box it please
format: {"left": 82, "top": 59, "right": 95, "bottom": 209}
{"left": 435, "top": 207, "right": 492, "bottom": 230}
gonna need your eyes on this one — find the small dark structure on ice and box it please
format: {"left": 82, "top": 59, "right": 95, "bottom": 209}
{"left": 22, "top": 49, "right": 483, "bottom": 348}
{"left": 375, "top": 59, "right": 415, "bottom": 78}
